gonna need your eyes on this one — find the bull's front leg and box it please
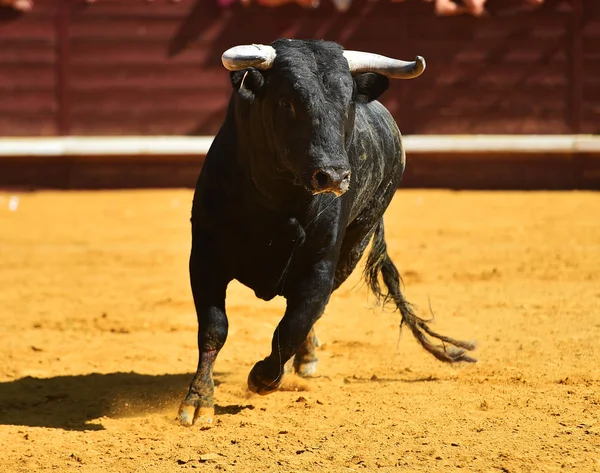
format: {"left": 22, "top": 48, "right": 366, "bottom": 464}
{"left": 248, "top": 260, "right": 334, "bottom": 394}
{"left": 178, "top": 245, "right": 230, "bottom": 426}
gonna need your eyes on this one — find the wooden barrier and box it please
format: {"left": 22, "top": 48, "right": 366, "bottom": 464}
{"left": 0, "top": 135, "right": 599, "bottom": 190}
{"left": 1, "top": 0, "right": 598, "bottom": 137}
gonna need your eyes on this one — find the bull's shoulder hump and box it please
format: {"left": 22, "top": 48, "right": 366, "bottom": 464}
{"left": 356, "top": 101, "right": 400, "bottom": 133}
{"left": 354, "top": 101, "right": 402, "bottom": 148}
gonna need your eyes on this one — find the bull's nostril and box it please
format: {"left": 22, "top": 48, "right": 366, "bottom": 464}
{"left": 313, "top": 171, "right": 330, "bottom": 189}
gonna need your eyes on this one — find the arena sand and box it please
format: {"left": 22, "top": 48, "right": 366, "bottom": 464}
{"left": 0, "top": 189, "right": 598, "bottom": 472}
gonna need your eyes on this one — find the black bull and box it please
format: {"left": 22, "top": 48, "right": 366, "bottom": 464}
{"left": 178, "top": 39, "right": 475, "bottom": 426}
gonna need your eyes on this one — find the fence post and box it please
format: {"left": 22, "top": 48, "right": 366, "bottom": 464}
{"left": 55, "top": 0, "right": 71, "bottom": 136}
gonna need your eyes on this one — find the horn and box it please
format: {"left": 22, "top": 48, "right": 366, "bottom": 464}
{"left": 221, "top": 44, "right": 277, "bottom": 71}
{"left": 342, "top": 51, "right": 426, "bottom": 79}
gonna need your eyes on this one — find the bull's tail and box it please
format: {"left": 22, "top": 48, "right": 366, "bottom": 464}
{"left": 364, "top": 220, "right": 477, "bottom": 363}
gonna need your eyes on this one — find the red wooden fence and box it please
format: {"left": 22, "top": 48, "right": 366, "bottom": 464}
{"left": 0, "top": 0, "right": 597, "bottom": 137}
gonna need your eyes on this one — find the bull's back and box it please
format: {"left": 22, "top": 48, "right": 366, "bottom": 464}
{"left": 347, "top": 100, "right": 404, "bottom": 223}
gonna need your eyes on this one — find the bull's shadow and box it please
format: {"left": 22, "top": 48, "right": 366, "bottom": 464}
{"left": 0, "top": 371, "right": 251, "bottom": 431}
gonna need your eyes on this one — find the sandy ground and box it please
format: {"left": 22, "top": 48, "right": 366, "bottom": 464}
{"left": 0, "top": 189, "right": 599, "bottom": 473}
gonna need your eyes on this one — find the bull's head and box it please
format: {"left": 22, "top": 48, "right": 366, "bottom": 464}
{"left": 222, "top": 40, "right": 425, "bottom": 197}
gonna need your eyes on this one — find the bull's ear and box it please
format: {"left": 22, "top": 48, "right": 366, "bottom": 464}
{"left": 230, "top": 68, "right": 265, "bottom": 101}
{"left": 353, "top": 73, "right": 389, "bottom": 103}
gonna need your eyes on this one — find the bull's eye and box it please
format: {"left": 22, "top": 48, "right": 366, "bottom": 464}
{"left": 278, "top": 98, "right": 294, "bottom": 113}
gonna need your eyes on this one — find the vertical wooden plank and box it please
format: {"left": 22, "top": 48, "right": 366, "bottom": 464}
{"left": 570, "top": 0, "right": 583, "bottom": 134}
{"left": 55, "top": 0, "right": 71, "bottom": 135}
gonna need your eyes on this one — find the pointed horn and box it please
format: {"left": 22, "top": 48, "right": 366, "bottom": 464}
{"left": 343, "top": 51, "right": 426, "bottom": 79}
{"left": 222, "top": 44, "right": 277, "bottom": 71}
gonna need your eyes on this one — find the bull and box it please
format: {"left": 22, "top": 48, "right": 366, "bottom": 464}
{"left": 178, "top": 39, "right": 475, "bottom": 426}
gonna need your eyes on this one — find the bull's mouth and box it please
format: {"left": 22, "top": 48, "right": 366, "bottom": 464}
{"left": 310, "top": 185, "right": 348, "bottom": 197}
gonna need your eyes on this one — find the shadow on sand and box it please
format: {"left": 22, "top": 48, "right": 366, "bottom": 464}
{"left": 0, "top": 371, "right": 253, "bottom": 431}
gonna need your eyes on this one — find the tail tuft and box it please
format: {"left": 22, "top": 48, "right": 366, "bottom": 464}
{"left": 363, "top": 220, "right": 477, "bottom": 364}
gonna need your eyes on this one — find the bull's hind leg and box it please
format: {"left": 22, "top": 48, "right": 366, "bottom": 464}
{"left": 292, "top": 327, "right": 321, "bottom": 377}
{"left": 367, "top": 220, "right": 477, "bottom": 363}
{"left": 178, "top": 242, "right": 231, "bottom": 426}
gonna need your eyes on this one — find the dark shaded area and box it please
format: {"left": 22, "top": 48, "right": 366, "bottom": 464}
{"left": 0, "top": 156, "right": 205, "bottom": 190}
{"left": 0, "top": 5, "right": 24, "bottom": 23}
{"left": 0, "top": 371, "right": 243, "bottom": 431}
{"left": 215, "top": 404, "right": 255, "bottom": 415}
{"left": 344, "top": 375, "right": 442, "bottom": 384}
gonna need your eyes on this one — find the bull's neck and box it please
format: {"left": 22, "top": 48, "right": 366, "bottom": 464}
{"left": 228, "top": 102, "right": 310, "bottom": 214}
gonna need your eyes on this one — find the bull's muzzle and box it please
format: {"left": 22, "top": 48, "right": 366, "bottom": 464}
{"left": 311, "top": 167, "right": 351, "bottom": 197}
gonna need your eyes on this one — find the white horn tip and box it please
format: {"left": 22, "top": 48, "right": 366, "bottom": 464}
{"left": 413, "top": 55, "right": 426, "bottom": 77}
{"left": 221, "top": 44, "right": 276, "bottom": 71}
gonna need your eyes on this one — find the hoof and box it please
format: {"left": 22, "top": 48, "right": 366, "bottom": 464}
{"left": 295, "top": 359, "right": 318, "bottom": 377}
{"left": 195, "top": 406, "right": 215, "bottom": 424}
{"left": 177, "top": 403, "right": 214, "bottom": 426}
{"left": 248, "top": 361, "right": 282, "bottom": 395}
